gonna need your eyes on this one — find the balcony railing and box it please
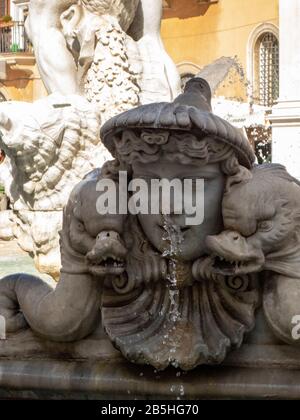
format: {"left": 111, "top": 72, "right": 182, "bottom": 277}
{"left": 0, "top": 21, "right": 32, "bottom": 53}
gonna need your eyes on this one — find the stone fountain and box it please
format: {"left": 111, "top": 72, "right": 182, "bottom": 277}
{"left": 0, "top": 0, "right": 180, "bottom": 278}
{"left": 0, "top": 1, "right": 300, "bottom": 401}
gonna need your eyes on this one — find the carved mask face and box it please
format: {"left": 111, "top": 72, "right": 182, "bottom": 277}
{"left": 132, "top": 159, "right": 225, "bottom": 261}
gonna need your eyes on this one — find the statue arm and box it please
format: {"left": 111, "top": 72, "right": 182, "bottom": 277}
{"left": 26, "top": 0, "right": 79, "bottom": 95}
{"left": 140, "top": 0, "right": 162, "bottom": 36}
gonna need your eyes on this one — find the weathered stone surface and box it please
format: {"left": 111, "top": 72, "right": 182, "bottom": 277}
{"left": 0, "top": 1, "right": 181, "bottom": 277}
{"left": 0, "top": 76, "right": 300, "bottom": 394}
{"left": 0, "top": 79, "right": 259, "bottom": 370}
{"left": 26, "top": 0, "right": 180, "bottom": 113}
{"left": 102, "top": 276, "right": 259, "bottom": 370}
{"left": 0, "top": 211, "right": 14, "bottom": 241}
{"left": 0, "top": 94, "right": 110, "bottom": 278}
{"left": 1, "top": 313, "right": 300, "bottom": 399}
{"left": 206, "top": 164, "right": 300, "bottom": 346}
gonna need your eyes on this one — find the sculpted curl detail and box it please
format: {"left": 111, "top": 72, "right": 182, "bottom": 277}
{"left": 0, "top": 78, "right": 266, "bottom": 370}
{"left": 114, "top": 130, "right": 237, "bottom": 168}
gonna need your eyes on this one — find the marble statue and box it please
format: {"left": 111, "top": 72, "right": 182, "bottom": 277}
{"left": 0, "top": 0, "right": 181, "bottom": 277}
{"left": 0, "top": 94, "right": 109, "bottom": 278}
{"left": 26, "top": 0, "right": 180, "bottom": 114}
{"left": 206, "top": 163, "right": 300, "bottom": 346}
{"left": 0, "top": 0, "right": 297, "bottom": 394}
{"left": 0, "top": 79, "right": 260, "bottom": 370}
{"left": 1, "top": 78, "right": 300, "bottom": 399}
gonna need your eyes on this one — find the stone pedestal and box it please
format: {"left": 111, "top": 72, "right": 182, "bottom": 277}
{"left": 0, "top": 309, "right": 300, "bottom": 400}
{"left": 270, "top": 0, "right": 300, "bottom": 179}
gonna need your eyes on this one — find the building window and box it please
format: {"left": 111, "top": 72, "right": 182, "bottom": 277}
{"left": 258, "top": 32, "right": 279, "bottom": 107}
{"left": 252, "top": 31, "right": 279, "bottom": 107}
{"left": 247, "top": 24, "right": 279, "bottom": 108}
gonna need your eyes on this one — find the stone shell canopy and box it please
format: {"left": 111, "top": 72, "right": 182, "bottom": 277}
{"left": 101, "top": 78, "right": 256, "bottom": 169}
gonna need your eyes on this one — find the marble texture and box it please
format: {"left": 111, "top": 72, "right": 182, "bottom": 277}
{"left": 0, "top": 79, "right": 261, "bottom": 370}
{"left": 0, "top": 0, "right": 181, "bottom": 277}
{"left": 1, "top": 309, "right": 300, "bottom": 399}
{"left": 0, "top": 94, "right": 110, "bottom": 278}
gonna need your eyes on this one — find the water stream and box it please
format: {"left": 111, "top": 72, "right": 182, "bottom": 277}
{"left": 162, "top": 215, "right": 184, "bottom": 323}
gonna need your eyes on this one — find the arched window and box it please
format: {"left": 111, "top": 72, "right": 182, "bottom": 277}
{"left": 256, "top": 32, "right": 279, "bottom": 107}
{"left": 247, "top": 24, "right": 279, "bottom": 107}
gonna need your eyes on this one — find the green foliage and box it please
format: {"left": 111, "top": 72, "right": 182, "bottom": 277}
{"left": 10, "top": 43, "right": 20, "bottom": 53}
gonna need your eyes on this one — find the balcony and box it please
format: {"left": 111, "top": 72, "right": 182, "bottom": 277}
{"left": 0, "top": 21, "right": 31, "bottom": 54}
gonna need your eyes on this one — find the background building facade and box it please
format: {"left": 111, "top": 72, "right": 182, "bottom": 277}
{"left": 161, "top": 0, "right": 280, "bottom": 163}
{"left": 0, "top": 0, "right": 46, "bottom": 102}
{"left": 0, "top": 0, "right": 280, "bottom": 107}
{"left": 162, "top": 0, "right": 279, "bottom": 106}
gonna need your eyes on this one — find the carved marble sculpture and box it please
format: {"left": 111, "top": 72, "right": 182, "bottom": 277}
{"left": 1, "top": 77, "right": 300, "bottom": 374}
{"left": 206, "top": 163, "right": 300, "bottom": 346}
{"left": 0, "top": 94, "right": 109, "bottom": 277}
{"left": 0, "top": 0, "right": 181, "bottom": 277}
{"left": 26, "top": 0, "right": 180, "bottom": 116}
{"left": 0, "top": 78, "right": 265, "bottom": 371}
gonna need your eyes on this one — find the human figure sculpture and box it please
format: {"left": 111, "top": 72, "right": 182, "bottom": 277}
{"left": 0, "top": 79, "right": 265, "bottom": 370}
{"left": 25, "top": 0, "right": 139, "bottom": 95}
{"left": 26, "top": 0, "right": 180, "bottom": 105}
{"left": 1, "top": 76, "right": 300, "bottom": 372}
{"left": 0, "top": 0, "right": 181, "bottom": 278}
{"left": 25, "top": 0, "right": 81, "bottom": 95}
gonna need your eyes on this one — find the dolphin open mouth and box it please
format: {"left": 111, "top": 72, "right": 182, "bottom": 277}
{"left": 86, "top": 232, "right": 127, "bottom": 277}
{"left": 89, "top": 253, "right": 125, "bottom": 276}
{"left": 211, "top": 254, "right": 263, "bottom": 276}
{"left": 206, "top": 233, "right": 265, "bottom": 276}
{"left": 88, "top": 256, "right": 126, "bottom": 277}
{"left": 212, "top": 255, "right": 244, "bottom": 276}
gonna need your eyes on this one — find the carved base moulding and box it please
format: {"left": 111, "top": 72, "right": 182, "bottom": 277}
{"left": 1, "top": 310, "right": 300, "bottom": 400}
{"left": 2, "top": 362, "right": 300, "bottom": 400}
{"left": 0, "top": 305, "right": 299, "bottom": 400}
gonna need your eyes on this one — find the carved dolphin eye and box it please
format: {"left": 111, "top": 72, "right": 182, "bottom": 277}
{"left": 258, "top": 220, "right": 273, "bottom": 232}
{"left": 77, "top": 221, "right": 85, "bottom": 232}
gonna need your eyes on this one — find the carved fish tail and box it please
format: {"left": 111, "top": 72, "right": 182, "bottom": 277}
{"left": 0, "top": 274, "right": 31, "bottom": 333}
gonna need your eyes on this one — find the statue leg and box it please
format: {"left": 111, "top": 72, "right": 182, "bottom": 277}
{"left": 0, "top": 272, "right": 102, "bottom": 342}
{"left": 129, "top": 0, "right": 181, "bottom": 102}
